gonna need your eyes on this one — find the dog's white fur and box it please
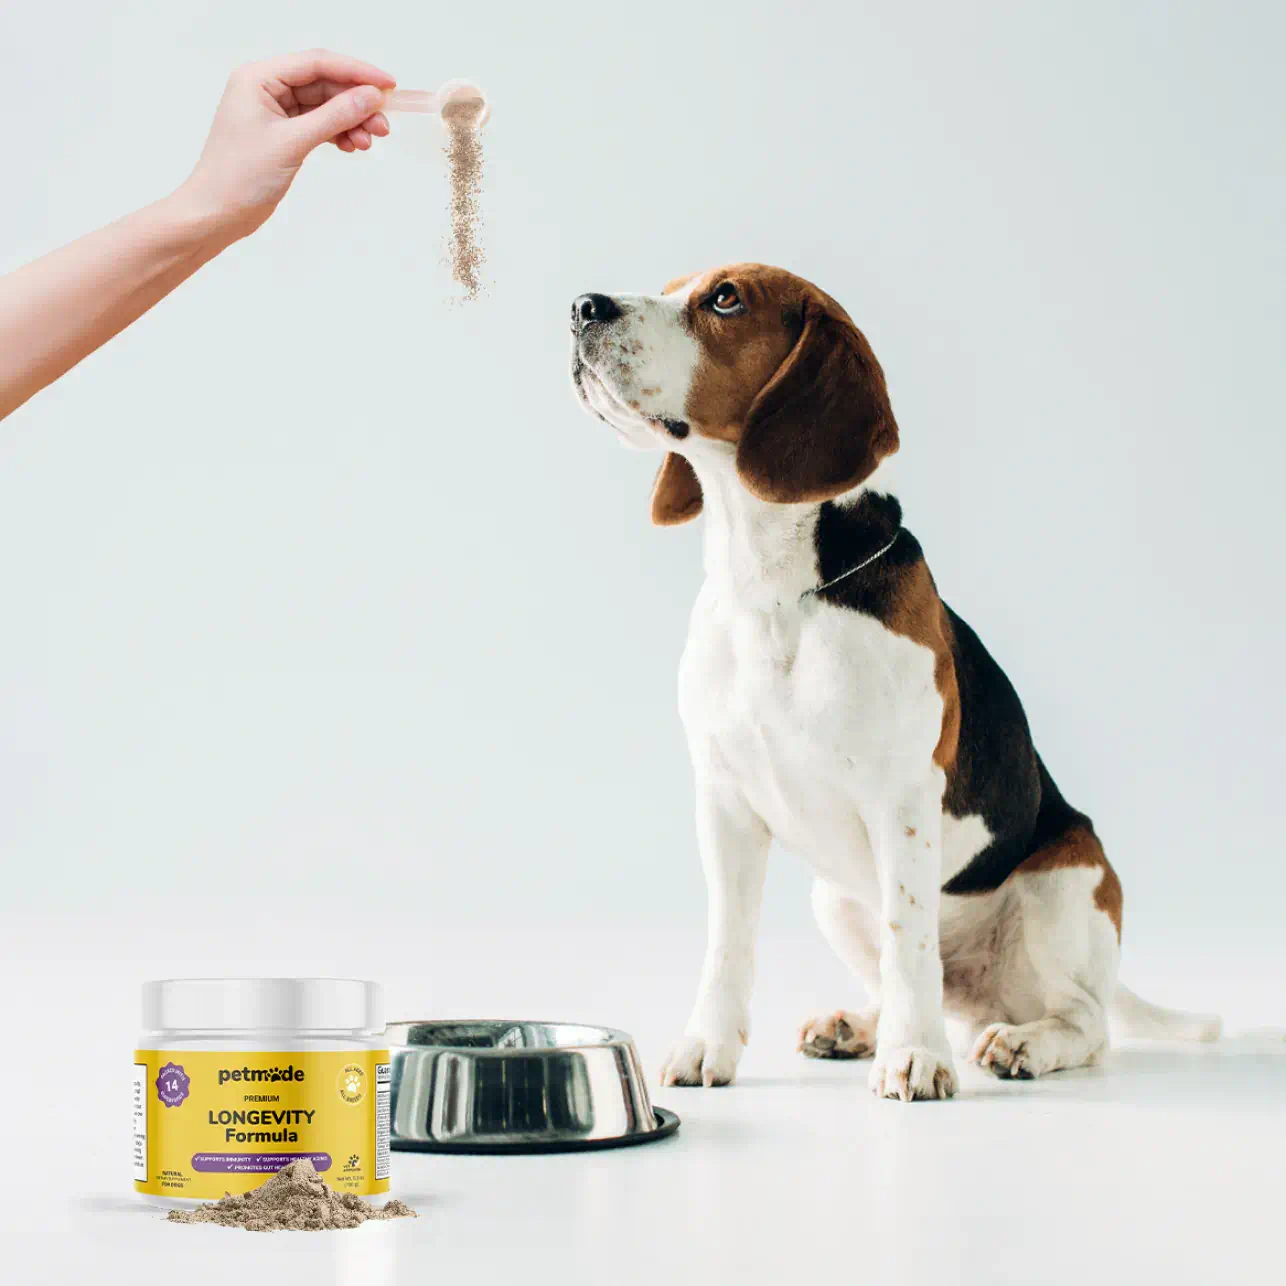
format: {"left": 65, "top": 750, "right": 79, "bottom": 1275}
{"left": 573, "top": 281, "right": 1220, "bottom": 1100}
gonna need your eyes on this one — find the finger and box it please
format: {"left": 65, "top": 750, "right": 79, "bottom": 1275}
{"left": 290, "top": 84, "right": 385, "bottom": 152}
{"left": 335, "top": 136, "right": 357, "bottom": 153}
{"left": 283, "top": 85, "right": 393, "bottom": 137}
{"left": 291, "top": 79, "right": 352, "bottom": 109}
{"left": 338, "top": 120, "right": 384, "bottom": 148}
{"left": 259, "top": 49, "right": 395, "bottom": 91}
{"left": 261, "top": 80, "right": 299, "bottom": 115}
{"left": 290, "top": 84, "right": 393, "bottom": 140}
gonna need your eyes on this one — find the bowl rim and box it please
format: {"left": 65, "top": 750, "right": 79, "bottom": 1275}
{"left": 385, "top": 1018, "right": 638, "bottom": 1054}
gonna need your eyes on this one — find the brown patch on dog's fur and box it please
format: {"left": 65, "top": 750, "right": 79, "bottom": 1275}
{"left": 1096, "top": 861, "right": 1124, "bottom": 940}
{"left": 681, "top": 266, "right": 807, "bottom": 444}
{"left": 1018, "top": 824, "right": 1123, "bottom": 940}
{"left": 738, "top": 277, "right": 897, "bottom": 503}
{"left": 671, "top": 264, "right": 898, "bottom": 502}
{"left": 882, "top": 559, "right": 961, "bottom": 771}
{"left": 645, "top": 263, "right": 900, "bottom": 526}
{"left": 651, "top": 452, "right": 703, "bottom": 526}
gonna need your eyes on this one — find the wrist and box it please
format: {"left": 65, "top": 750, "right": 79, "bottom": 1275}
{"left": 161, "top": 179, "right": 257, "bottom": 251}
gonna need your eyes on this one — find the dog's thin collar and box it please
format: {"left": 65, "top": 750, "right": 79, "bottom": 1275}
{"left": 802, "top": 529, "right": 901, "bottom": 600}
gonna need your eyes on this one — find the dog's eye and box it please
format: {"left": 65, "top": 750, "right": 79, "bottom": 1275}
{"left": 710, "top": 284, "right": 743, "bottom": 315}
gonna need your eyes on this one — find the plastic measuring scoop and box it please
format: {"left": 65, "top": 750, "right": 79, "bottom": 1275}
{"left": 382, "top": 80, "right": 490, "bottom": 128}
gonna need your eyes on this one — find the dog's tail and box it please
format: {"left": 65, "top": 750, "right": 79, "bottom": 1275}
{"left": 1110, "top": 982, "right": 1222, "bottom": 1043}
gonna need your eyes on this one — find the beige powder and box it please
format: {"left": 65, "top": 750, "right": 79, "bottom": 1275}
{"left": 441, "top": 95, "right": 486, "bottom": 300}
{"left": 165, "top": 1159, "right": 417, "bottom": 1232}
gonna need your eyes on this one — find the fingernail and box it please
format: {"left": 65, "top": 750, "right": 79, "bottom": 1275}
{"left": 355, "top": 86, "right": 382, "bottom": 112}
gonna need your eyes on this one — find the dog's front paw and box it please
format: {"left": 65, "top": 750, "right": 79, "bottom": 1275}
{"left": 869, "top": 1045, "right": 957, "bottom": 1102}
{"left": 660, "top": 1032, "right": 744, "bottom": 1088}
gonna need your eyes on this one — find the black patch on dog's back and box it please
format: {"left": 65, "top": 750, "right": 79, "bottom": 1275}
{"left": 938, "top": 608, "right": 1043, "bottom": 892}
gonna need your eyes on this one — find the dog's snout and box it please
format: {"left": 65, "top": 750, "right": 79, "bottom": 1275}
{"left": 572, "top": 293, "right": 622, "bottom": 331}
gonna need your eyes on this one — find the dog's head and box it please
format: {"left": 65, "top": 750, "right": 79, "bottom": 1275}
{"left": 569, "top": 264, "right": 898, "bottom": 525}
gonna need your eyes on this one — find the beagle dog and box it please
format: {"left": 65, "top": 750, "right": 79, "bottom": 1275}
{"left": 569, "top": 264, "right": 1221, "bottom": 1101}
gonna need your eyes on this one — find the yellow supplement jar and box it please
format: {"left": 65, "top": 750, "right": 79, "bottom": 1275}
{"left": 134, "top": 978, "right": 389, "bottom": 1206}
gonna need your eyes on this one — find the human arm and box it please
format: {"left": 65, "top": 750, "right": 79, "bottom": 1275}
{"left": 0, "top": 50, "right": 395, "bottom": 422}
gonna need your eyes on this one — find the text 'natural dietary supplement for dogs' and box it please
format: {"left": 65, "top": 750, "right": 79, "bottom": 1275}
{"left": 134, "top": 978, "right": 390, "bottom": 1204}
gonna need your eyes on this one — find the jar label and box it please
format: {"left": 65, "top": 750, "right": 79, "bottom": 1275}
{"left": 133, "top": 1049, "right": 390, "bottom": 1198}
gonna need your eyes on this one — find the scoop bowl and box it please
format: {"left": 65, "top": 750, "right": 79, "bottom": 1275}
{"left": 382, "top": 80, "right": 491, "bottom": 128}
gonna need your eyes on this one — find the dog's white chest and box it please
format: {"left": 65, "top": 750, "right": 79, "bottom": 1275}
{"left": 679, "top": 583, "right": 945, "bottom": 884}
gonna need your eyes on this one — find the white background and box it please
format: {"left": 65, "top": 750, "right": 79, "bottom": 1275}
{"left": 1, "top": 2, "right": 1282, "bottom": 1283}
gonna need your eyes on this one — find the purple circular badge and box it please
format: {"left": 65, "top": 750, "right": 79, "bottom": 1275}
{"left": 156, "top": 1062, "right": 190, "bottom": 1108}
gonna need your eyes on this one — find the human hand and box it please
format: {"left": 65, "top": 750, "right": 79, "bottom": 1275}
{"left": 178, "top": 50, "right": 397, "bottom": 239}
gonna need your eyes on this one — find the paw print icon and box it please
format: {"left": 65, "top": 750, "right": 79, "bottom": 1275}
{"left": 336, "top": 1064, "right": 367, "bottom": 1104}
{"left": 346, "top": 1154, "right": 360, "bottom": 1169}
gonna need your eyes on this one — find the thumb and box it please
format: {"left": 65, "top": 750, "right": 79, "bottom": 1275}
{"left": 291, "top": 84, "right": 384, "bottom": 152}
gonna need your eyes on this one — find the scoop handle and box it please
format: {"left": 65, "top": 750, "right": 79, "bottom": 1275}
{"left": 382, "top": 88, "right": 441, "bottom": 115}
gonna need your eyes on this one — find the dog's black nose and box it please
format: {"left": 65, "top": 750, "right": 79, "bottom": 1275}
{"left": 572, "top": 293, "right": 622, "bottom": 330}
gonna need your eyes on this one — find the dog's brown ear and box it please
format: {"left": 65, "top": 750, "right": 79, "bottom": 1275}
{"left": 651, "top": 453, "right": 703, "bottom": 525}
{"left": 736, "top": 301, "right": 898, "bottom": 504}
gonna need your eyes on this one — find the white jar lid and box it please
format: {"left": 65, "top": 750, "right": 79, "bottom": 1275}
{"left": 142, "top": 978, "right": 383, "bottom": 1033}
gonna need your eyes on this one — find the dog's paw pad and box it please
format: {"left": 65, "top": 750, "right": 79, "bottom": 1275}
{"left": 660, "top": 1034, "right": 740, "bottom": 1088}
{"left": 797, "top": 1009, "right": 877, "bottom": 1060}
{"left": 868, "top": 1046, "right": 957, "bottom": 1102}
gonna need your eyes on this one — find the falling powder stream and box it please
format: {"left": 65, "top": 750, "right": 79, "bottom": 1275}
{"left": 442, "top": 95, "right": 486, "bottom": 300}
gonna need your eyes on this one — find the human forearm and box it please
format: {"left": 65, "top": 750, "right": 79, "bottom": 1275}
{"left": 0, "top": 191, "right": 234, "bottom": 421}
{"left": 0, "top": 50, "right": 393, "bottom": 424}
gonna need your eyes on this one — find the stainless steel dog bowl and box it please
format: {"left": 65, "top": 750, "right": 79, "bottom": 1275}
{"left": 387, "top": 1020, "right": 680, "bottom": 1154}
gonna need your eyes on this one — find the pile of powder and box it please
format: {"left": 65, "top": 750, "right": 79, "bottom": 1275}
{"left": 441, "top": 94, "right": 487, "bottom": 300}
{"left": 165, "top": 1159, "right": 417, "bottom": 1233}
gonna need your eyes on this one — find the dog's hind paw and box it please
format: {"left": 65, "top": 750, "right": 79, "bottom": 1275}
{"left": 970, "top": 1023, "right": 1044, "bottom": 1079}
{"left": 968, "top": 1020, "right": 1105, "bottom": 1079}
{"left": 798, "top": 1009, "right": 878, "bottom": 1060}
{"left": 660, "top": 1033, "right": 743, "bottom": 1088}
{"left": 869, "top": 1046, "right": 957, "bottom": 1102}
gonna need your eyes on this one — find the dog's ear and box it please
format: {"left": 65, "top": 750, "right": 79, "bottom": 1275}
{"left": 651, "top": 453, "right": 703, "bottom": 526}
{"left": 736, "top": 300, "right": 898, "bottom": 504}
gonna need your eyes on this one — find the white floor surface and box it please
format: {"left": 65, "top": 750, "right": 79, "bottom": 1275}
{"left": 6, "top": 927, "right": 1283, "bottom": 1285}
